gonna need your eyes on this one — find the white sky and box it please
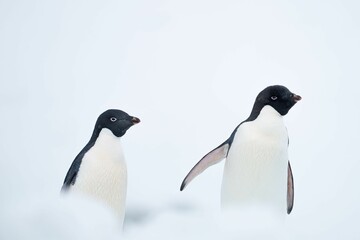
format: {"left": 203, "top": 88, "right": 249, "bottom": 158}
{"left": 1, "top": 0, "right": 359, "bottom": 239}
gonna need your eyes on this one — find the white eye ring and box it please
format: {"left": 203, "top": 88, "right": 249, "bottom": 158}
{"left": 110, "top": 117, "right": 117, "bottom": 122}
{"left": 271, "top": 96, "right": 277, "bottom": 101}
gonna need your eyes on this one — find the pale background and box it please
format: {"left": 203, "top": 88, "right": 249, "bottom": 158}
{"left": 0, "top": 0, "right": 359, "bottom": 239}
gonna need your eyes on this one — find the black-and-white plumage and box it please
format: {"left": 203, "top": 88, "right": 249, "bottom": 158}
{"left": 62, "top": 109, "right": 140, "bottom": 225}
{"left": 180, "top": 85, "right": 301, "bottom": 214}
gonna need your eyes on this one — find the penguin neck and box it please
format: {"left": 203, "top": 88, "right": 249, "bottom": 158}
{"left": 256, "top": 105, "right": 283, "bottom": 122}
{"left": 92, "top": 128, "right": 122, "bottom": 152}
{"left": 83, "top": 128, "right": 122, "bottom": 158}
{"left": 88, "top": 123, "right": 119, "bottom": 144}
{"left": 247, "top": 103, "right": 280, "bottom": 122}
{"left": 250, "top": 106, "right": 285, "bottom": 135}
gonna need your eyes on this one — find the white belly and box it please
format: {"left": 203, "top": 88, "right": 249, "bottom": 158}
{"left": 221, "top": 106, "right": 288, "bottom": 213}
{"left": 71, "top": 128, "right": 127, "bottom": 225}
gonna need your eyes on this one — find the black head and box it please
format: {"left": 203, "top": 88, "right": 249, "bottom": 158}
{"left": 94, "top": 109, "right": 140, "bottom": 137}
{"left": 248, "top": 85, "right": 301, "bottom": 120}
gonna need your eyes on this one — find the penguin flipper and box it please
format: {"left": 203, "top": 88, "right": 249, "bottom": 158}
{"left": 61, "top": 155, "right": 83, "bottom": 192}
{"left": 287, "top": 161, "right": 294, "bottom": 214}
{"left": 180, "top": 142, "right": 229, "bottom": 191}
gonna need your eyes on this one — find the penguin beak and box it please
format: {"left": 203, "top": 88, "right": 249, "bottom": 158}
{"left": 131, "top": 117, "right": 141, "bottom": 125}
{"left": 293, "top": 94, "right": 302, "bottom": 103}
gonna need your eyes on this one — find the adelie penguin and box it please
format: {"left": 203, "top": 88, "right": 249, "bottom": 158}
{"left": 180, "top": 85, "right": 301, "bottom": 214}
{"left": 61, "top": 109, "right": 140, "bottom": 226}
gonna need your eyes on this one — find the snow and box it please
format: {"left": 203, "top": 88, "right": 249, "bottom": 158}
{"left": 1, "top": 0, "right": 360, "bottom": 239}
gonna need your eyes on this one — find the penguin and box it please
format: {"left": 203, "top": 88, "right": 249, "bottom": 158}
{"left": 180, "top": 85, "right": 301, "bottom": 214}
{"left": 61, "top": 109, "right": 140, "bottom": 226}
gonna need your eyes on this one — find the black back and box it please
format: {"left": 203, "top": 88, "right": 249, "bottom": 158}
{"left": 61, "top": 109, "right": 140, "bottom": 190}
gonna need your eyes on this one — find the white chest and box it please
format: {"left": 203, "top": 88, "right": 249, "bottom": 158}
{"left": 72, "top": 128, "right": 127, "bottom": 223}
{"left": 221, "top": 106, "right": 289, "bottom": 212}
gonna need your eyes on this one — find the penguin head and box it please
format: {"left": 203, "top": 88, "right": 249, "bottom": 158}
{"left": 95, "top": 109, "right": 140, "bottom": 137}
{"left": 255, "top": 85, "right": 301, "bottom": 116}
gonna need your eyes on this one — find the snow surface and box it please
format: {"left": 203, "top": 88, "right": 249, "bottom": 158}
{"left": 1, "top": 0, "right": 360, "bottom": 239}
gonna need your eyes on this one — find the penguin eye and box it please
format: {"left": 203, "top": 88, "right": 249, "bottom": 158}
{"left": 271, "top": 96, "right": 278, "bottom": 101}
{"left": 110, "top": 117, "right": 117, "bottom": 122}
